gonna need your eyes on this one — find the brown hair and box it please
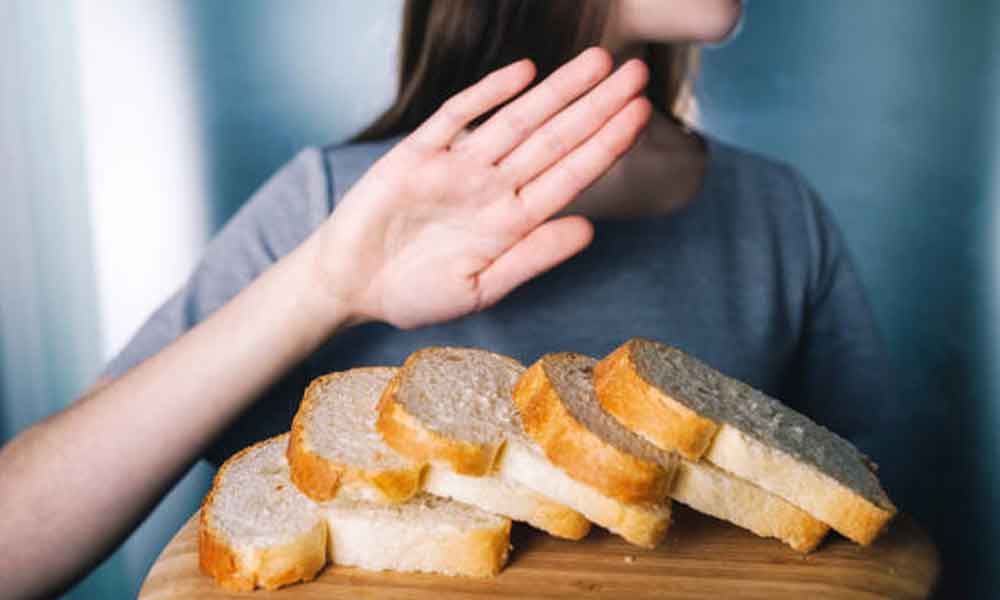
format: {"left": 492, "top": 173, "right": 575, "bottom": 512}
{"left": 352, "top": 0, "right": 697, "bottom": 143}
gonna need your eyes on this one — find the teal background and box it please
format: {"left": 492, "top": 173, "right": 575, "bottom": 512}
{"left": 1, "top": 1, "right": 996, "bottom": 598}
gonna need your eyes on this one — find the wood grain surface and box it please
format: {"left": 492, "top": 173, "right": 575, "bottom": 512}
{"left": 138, "top": 505, "right": 939, "bottom": 599}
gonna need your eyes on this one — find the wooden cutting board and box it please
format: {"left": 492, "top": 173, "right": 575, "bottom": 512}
{"left": 137, "top": 505, "right": 938, "bottom": 599}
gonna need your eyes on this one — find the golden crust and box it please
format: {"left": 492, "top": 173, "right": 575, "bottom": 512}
{"left": 706, "top": 425, "right": 896, "bottom": 546}
{"left": 513, "top": 357, "right": 673, "bottom": 504}
{"left": 671, "top": 459, "right": 830, "bottom": 553}
{"left": 821, "top": 485, "right": 896, "bottom": 546}
{"left": 594, "top": 341, "right": 719, "bottom": 460}
{"left": 529, "top": 502, "right": 593, "bottom": 540}
{"left": 376, "top": 368, "right": 502, "bottom": 476}
{"left": 449, "top": 521, "right": 513, "bottom": 578}
{"left": 198, "top": 507, "right": 254, "bottom": 591}
{"left": 199, "top": 436, "right": 327, "bottom": 591}
{"left": 288, "top": 372, "right": 423, "bottom": 502}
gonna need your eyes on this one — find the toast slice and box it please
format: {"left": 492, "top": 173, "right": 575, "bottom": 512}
{"left": 594, "top": 337, "right": 896, "bottom": 545}
{"left": 378, "top": 347, "right": 669, "bottom": 547}
{"left": 321, "top": 491, "right": 511, "bottom": 577}
{"left": 421, "top": 465, "right": 592, "bottom": 541}
{"left": 513, "top": 352, "right": 678, "bottom": 504}
{"left": 288, "top": 368, "right": 424, "bottom": 503}
{"left": 516, "top": 352, "right": 829, "bottom": 552}
{"left": 377, "top": 347, "right": 526, "bottom": 476}
{"left": 291, "top": 365, "right": 590, "bottom": 539}
{"left": 200, "top": 434, "right": 513, "bottom": 587}
{"left": 199, "top": 435, "right": 329, "bottom": 591}
{"left": 673, "top": 459, "right": 830, "bottom": 552}
{"left": 500, "top": 439, "right": 672, "bottom": 548}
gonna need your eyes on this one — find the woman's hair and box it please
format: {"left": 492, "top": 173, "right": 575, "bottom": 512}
{"left": 352, "top": 0, "right": 697, "bottom": 143}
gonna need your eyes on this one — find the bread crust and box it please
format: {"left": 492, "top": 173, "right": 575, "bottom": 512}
{"left": 377, "top": 369, "right": 502, "bottom": 476}
{"left": 422, "top": 463, "right": 592, "bottom": 540}
{"left": 672, "top": 459, "right": 830, "bottom": 553}
{"left": 288, "top": 372, "right": 424, "bottom": 502}
{"left": 706, "top": 425, "right": 896, "bottom": 545}
{"left": 499, "top": 441, "right": 671, "bottom": 548}
{"left": 446, "top": 522, "right": 513, "bottom": 578}
{"left": 199, "top": 436, "right": 327, "bottom": 591}
{"left": 513, "top": 357, "right": 673, "bottom": 504}
{"left": 529, "top": 501, "right": 593, "bottom": 541}
{"left": 594, "top": 341, "right": 719, "bottom": 460}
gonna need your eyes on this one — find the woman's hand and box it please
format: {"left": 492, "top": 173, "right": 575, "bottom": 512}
{"left": 313, "top": 47, "right": 651, "bottom": 329}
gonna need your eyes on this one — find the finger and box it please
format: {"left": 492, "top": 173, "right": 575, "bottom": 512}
{"left": 516, "top": 96, "right": 652, "bottom": 224}
{"left": 476, "top": 216, "right": 594, "bottom": 310}
{"left": 407, "top": 59, "right": 536, "bottom": 151}
{"left": 498, "top": 58, "right": 649, "bottom": 188}
{"left": 452, "top": 47, "right": 612, "bottom": 164}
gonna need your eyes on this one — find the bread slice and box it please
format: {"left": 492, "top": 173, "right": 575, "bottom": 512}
{"left": 320, "top": 491, "right": 511, "bottom": 577}
{"left": 378, "top": 347, "right": 670, "bottom": 548}
{"left": 513, "top": 352, "right": 677, "bottom": 504}
{"left": 595, "top": 337, "right": 896, "bottom": 545}
{"left": 499, "top": 440, "right": 672, "bottom": 548}
{"left": 292, "top": 364, "right": 589, "bottom": 539}
{"left": 199, "top": 435, "right": 328, "bottom": 591}
{"left": 377, "top": 347, "right": 526, "bottom": 476}
{"left": 421, "top": 465, "right": 592, "bottom": 541}
{"left": 200, "top": 434, "right": 513, "bottom": 587}
{"left": 672, "top": 459, "right": 829, "bottom": 552}
{"left": 288, "top": 368, "right": 424, "bottom": 503}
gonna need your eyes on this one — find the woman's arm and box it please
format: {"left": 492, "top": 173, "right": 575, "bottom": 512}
{"left": 0, "top": 47, "right": 651, "bottom": 599}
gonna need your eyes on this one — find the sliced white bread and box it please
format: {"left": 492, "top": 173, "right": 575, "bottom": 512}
{"left": 513, "top": 352, "right": 678, "bottom": 504}
{"left": 377, "top": 347, "right": 668, "bottom": 548}
{"left": 516, "top": 352, "right": 829, "bottom": 552}
{"left": 376, "top": 347, "right": 527, "bottom": 476}
{"left": 288, "top": 368, "right": 424, "bottom": 503}
{"left": 594, "top": 337, "right": 896, "bottom": 545}
{"left": 499, "top": 439, "right": 672, "bottom": 548}
{"left": 672, "top": 459, "right": 829, "bottom": 553}
{"left": 200, "top": 435, "right": 513, "bottom": 587}
{"left": 421, "top": 465, "right": 591, "bottom": 541}
{"left": 320, "top": 491, "right": 511, "bottom": 577}
{"left": 290, "top": 365, "right": 590, "bottom": 539}
{"left": 199, "top": 435, "right": 329, "bottom": 591}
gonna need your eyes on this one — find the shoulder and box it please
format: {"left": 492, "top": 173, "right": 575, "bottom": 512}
{"left": 703, "top": 135, "right": 819, "bottom": 215}
{"left": 701, "top": 134, "right": 839, "bottom": 247}
{"left": 322, "top": 134, "right": 407, "bottom": 205}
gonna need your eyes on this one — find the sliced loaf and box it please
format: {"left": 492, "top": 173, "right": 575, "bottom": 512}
{"left": 320, "top": 491, "right": 511, "bottom": 577}
{"left": 594, "top": 337, "right": 896, "bottom": 545}
{"left": 513, "top": 352, "right": 677, "bottom": 504}
{"left": 673, "top": 459, "right": 829, "bottom": 552}
{"left": 200, "top": 434, "right": 513, "bottom": 587}
{"left": 288, "top": 368, "right": 424, "bottom": 502}
{"left": 421, "top": 465, "right": 591, "bottom": 541}
{"left": 378, "top": 347, "right": 669, "bottom": 548}
{"left": 292, "top": 365, "right": 590, "bottom": 539}
{"left": 377, "top": 347, "right": 526, "bottom": 476}
{"left": 199, "top": 435, "right": 329, "bottom": 591}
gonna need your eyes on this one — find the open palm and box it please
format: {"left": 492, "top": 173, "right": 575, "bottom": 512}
{"left": 316, "top": 47, "right": 651, "bottom": 329}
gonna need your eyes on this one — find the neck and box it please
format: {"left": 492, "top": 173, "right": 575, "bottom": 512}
{"left": 559, "top": 108, "right": 706, "bottom": 220}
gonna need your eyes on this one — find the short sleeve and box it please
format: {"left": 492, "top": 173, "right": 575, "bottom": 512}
{"left": 100, "top": 148, "right": 333, "bottom": 380}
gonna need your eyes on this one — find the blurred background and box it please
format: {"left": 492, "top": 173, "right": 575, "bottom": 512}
{"left": 1, "top": 1, "right": 996, "bottom": 597}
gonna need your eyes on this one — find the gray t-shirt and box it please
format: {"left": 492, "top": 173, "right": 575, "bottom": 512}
{"left": 103, "top": 133, "right": 898, "bottom": 469}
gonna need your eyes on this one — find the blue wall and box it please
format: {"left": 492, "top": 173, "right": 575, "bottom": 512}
{"left": 699, "top": 2, "right": 1000, "bottom": 595}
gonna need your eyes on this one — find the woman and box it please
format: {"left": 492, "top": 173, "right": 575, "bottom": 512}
{"left": 0, "top": 1, "right": 898, "bottom": 597}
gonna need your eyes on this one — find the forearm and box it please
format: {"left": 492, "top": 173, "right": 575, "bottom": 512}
{"left": 0, "top": 232, "right": 354, "bottom": 599}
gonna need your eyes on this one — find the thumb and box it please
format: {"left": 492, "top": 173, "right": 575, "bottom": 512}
{"left": 475, "top": 215, "right": 594, "bottom": 310}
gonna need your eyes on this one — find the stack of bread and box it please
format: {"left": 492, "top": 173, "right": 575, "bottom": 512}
{"left": 198, "top": 338, "right": 896, "bottom": 591}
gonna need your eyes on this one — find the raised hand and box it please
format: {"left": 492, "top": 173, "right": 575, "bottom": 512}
{"left": 314, "top": 47, "right": 651, "bottom": 330}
